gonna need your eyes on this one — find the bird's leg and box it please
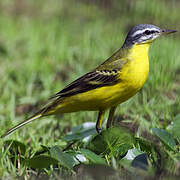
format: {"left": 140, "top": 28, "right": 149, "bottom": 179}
{"left": 96, "top": 110, "right": 105, "bottom": 133}
{"left": 106, "top": 106, "right": 117, "bottom": 129}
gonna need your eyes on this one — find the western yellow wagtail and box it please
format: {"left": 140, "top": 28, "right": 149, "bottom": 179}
{"left": 1, "top": 24, "right": 177, "bottom": 138}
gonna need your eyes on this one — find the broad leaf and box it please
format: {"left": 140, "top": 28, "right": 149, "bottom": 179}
{"left": 63, "top": 122, "right": 97, "bottom": 142}
{"left": 152, "top": 128, "right": 176, "bottom": 151}
{"left": 80, "top": 149, "right": 106, "bottom": 165}
{"left": 26, "top": 155, "right": 58, "bottom": 169}
{"left": 50, "top": 145, "right": 76, "bottom": 169}
{"left": 88, "top": 127, "right": 133, "bottom": 155}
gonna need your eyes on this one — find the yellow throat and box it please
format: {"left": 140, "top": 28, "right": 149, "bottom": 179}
{"left": 118, "top": 42, "right": 151, "bottom": 99}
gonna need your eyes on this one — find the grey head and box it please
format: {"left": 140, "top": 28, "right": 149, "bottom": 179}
{"left": 123, "top": 24, "right": 177, "bottom": 48}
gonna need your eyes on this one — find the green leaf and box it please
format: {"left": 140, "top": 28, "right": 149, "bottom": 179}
{"left": 88, "top": 127, "right": 133, "bottom": 155}
{"left": 26, "top": 155, "right": 58, "bottom": 169}
{"left": 168, "top": 114, "right": 180, "bottom": 141}
{"left": 4, "top": 140, "right": 27, "bottom": 155}
{"left": 152, "top": 128, "right": 176, "bottom": 151}
{"left": 63, "top": 122, "right": 97, "bottom": 142}
{"left": 80, "top": 149, "right": 106, "bottom": 165}
{"left": 50, "top": 145, "right": 76, "bottom": 169}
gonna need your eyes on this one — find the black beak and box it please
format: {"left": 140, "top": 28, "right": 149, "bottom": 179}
{"left": 161, "top": 29, "right": 177, "bottom": 35}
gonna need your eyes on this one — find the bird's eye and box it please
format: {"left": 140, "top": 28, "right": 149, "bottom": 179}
{"left": 144, "top": 30, "right": 151, "bottom": 35}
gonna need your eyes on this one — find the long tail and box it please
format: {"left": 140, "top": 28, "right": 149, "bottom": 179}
{"left": 1, "top": 111, "right": 43, "bottom": 138}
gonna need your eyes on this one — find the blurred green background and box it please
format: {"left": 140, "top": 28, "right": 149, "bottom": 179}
{"left": 0, "top": 0, "right": 180, "bottom": 178}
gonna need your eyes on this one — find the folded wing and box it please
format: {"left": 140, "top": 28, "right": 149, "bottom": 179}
{"left": 51, "top": 69, "right": 120, "bottom": 98}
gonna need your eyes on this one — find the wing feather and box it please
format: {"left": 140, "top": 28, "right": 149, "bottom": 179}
{"left": 51, "top": 69, "right": 120, "bottom": 98}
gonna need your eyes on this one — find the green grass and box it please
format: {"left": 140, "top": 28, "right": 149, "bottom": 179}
{"left": 0, "top": 0, "right": 180, "bottom": 179}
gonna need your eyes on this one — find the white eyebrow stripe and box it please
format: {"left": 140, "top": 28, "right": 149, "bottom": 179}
{"left": 131, "top": 30, "right": 145, "bottom": 37}
{"left": 131, "top": 28, "right": 159, "bottom": 37}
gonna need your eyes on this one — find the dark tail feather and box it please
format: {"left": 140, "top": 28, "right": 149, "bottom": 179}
{"left": 1, "top": 111, "right": 43, "bottom": 138}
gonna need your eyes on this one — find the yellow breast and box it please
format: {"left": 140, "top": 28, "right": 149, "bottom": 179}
{"left": 119, "top": 43, "right": 150, "bottom": 92}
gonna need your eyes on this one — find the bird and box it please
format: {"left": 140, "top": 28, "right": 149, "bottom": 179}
{"left": 1, "top": 24, "right": 177, "bottom": 138}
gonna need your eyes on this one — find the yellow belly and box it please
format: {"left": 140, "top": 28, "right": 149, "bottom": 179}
{"left": 49, "top": 43, "right": 150, "bottom": 114}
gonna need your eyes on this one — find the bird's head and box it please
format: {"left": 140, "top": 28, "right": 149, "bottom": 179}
{"left": 123, "top": 24, "right": 177, "bottom": 48}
